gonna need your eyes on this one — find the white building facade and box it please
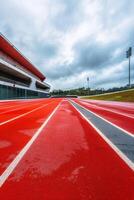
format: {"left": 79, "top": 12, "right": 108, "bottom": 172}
{"left": 0, "top": 34, "right": 50, "bottom": 99}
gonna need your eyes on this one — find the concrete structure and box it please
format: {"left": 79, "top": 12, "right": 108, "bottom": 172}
{"left": 0, "top": 34, "right": 50, "bottom": 99}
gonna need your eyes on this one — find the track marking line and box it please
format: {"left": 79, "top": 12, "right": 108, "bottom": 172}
{"left": 80, "top": 100, "right": 134, "bottom": 119}
{"left": 0, "top": 102, "right": 46, "bottom": 115}
{"left": 70, "top": 100, "right": 134, "bottom": 171}
{"left": 0, "top": 100, "right": 62, "bottom": 187}
{"left": 73, "top": 100, "right": 134, "bottom": 138}
{"left": 0, "top": 104, "right": 20, "bottom": 110}
{"left": 0, "top": 100, "right": 19, "bottom": 103}
{"left": 0, "top": 101, "right": 54, "bottom": 126}
{"left": 0, "top": 98, "right": 41, "bottom": 103}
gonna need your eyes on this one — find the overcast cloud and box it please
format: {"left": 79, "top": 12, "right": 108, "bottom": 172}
{"left": 0, "top": 0, "right": 134, "bottom": 90}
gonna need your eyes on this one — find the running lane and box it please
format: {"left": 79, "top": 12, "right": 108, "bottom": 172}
{"left": 0, "top": 99, "right": 54, "bottom": 123}
{"left": 73, "top": 99, "right": 134, "bottom": 134}
{"left": 0, "top": 100, "right": 25, "bottom": 113}
{"left": 80, "top": 99, "right": 134, "bottom": 117}
{"left": 0, "top": 98, "right": 61, "bottom": 174}
{"left": 0, "top": 100, "right": 133, "bottom": 200}
{"left": 0, "top": 99, "right": 44, "bottom": 111}
{"left": 0, "top": 99, "right": 47, "bottom": 114}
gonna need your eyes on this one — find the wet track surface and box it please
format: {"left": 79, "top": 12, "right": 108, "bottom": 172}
{"left": 74, "top": 99, "right": 134, "bottom": 134}
{"left": 71, "top": 100, "right": 134, "bottom": 164}
{"left": 0, "top": 98, "right": 134, "bottom": 200}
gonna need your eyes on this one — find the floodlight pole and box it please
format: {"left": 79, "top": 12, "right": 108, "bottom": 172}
{"left": 87, "top": 77, "right": 89, "bottom": 95}
{"left": 129, "top": 55, "right": 131, "bottom": 87}
{"left": 126, "top": 47, "right": 132, "bottom": 88}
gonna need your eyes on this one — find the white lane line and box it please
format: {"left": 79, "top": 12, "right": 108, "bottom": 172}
{"left": 0, "top": 103, "right": 23, "bottom": 110}
{"left": 0, "top": 102, "right": 44, "bottom": 115}
{"left": 0, "top": 99, "right": 36, "bottom": 103}
{"left": 0, "top": 101, "right": 54, "bottom": 126}
{"left": 73, "top": 100, "right": 134, "bottom": 138}
{"left": 0, "top": 100, "right": 46, "bottom": 111}
{"left": 0, "top": 104, "right": 18, "bottom": 109}
{"left": 80, "top": 100, "right": 134, "bottom": 119}
{"left": 0, "top": 100, "right": 19, "bottom": 103}
{"left": 0, "top": 100, "right": 61, "bottom": 187}
{"left": 70, "top": 101, "right": 134, "bottom": 171}
{"left": 0, "top": 99, "right": 49, "bottom": 112}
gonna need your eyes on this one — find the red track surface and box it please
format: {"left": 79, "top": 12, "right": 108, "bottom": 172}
{"left": 74, "top": 99, "right": 134, "bottom": 134}
{"left": 0, "top": 98, "right": 134, "bottom": 199}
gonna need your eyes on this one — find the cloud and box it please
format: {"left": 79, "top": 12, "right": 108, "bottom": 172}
{"left": 0, "top": 0, "right": 134, "bottom": 90}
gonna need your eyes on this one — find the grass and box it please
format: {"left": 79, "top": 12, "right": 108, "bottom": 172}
{"left": 81, "top": 89, "right": 134, "bottom": 102}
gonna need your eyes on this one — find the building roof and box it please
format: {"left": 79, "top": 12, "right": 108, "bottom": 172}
{"left": 0, "top": 34, "right": 46, "bottom": 81}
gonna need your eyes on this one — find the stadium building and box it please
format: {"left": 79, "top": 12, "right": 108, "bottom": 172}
{"left": 0, "top": 34, "right": 50, "bottom": 99}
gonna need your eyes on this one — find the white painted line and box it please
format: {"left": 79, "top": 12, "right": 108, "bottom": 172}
{"left": 0, "top": 102, "right": 43, "bottom": 115}
{"left": 0, "top": 99, "right": 50, "bottom": 112}
{"left": 0, "top": 100, "right": 19, "bottom": 103}
{"left": 0, "top": 101, "right": 54, "bottom": 126}
{"left": 0, "top": 101, "right": 61, "bottom": 187}
{"left": 0, "top": 98, "right": 49, "bottom": 103}
{"left": 70, "top": 101, "right": 134, "bottom": 171}
{"left": 80, "top": 100, "right": 134, "bottom": 119}
{"left": 0, "top": 102, "right": 24, "bottom": 109}
{"left": 0, "top": 104, "right": 21, "bottom": 110}
{"left": 73, "top": 100, "right": 134, "bottom": 138}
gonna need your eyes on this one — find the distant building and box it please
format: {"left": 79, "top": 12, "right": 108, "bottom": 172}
{"left": 0, "top": 34, "right": 50, "bottom": 99}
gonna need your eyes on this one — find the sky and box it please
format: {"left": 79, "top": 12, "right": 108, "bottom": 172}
{"left": 0, "top": 0, "right": 134, "bottom": 90}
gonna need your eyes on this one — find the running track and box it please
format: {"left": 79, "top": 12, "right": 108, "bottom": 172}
{"left": 0, "top": 98, "right": 133, "bottom": 200}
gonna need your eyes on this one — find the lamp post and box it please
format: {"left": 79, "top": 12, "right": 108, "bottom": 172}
{"left": 87, "top": 77, "right": 89, "bottom": 95}
{"left": 126, "top": 47, "right": 132, "bottom": 88}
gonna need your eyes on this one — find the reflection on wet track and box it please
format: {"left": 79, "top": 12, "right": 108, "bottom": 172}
{"left": 0, "top": 98, "right": 134, "bottom": 200}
